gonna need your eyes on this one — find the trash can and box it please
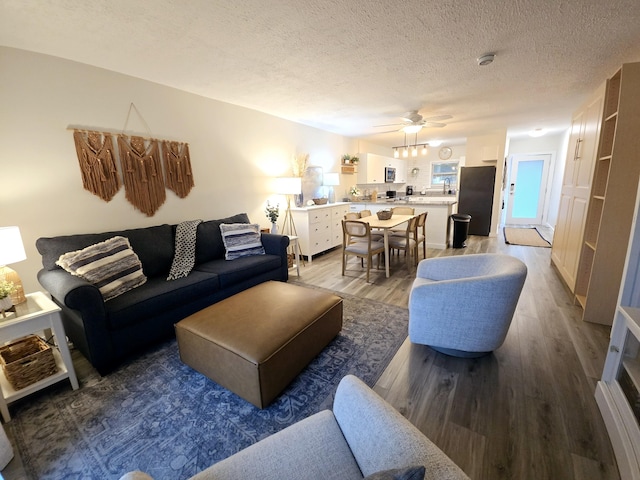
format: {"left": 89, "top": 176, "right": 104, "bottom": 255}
{"left": 451, "top": 213, "right": 471, "bottom": 248}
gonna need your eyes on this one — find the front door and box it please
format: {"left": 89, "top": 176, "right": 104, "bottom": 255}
{"left": 506, "top": 154, "right": 551, "bottom": 225}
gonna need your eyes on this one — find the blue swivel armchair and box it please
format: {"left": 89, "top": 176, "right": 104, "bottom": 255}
{"left": 408, "top": 254, "right": 527, "bottom": 357}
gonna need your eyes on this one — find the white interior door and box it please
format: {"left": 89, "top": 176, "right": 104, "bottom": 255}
{"left": 506, "top": 154, "right": 551, "bottom": 225}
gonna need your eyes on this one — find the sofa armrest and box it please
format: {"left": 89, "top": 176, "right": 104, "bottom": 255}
{"left": 332, "top": 375, "right": 469, "bottom": 479}
{"left": 261, "top": 233, "right": 289, "bottom": 256}
{"left": 37, "top": 269, "right": 106, "bottom": 316}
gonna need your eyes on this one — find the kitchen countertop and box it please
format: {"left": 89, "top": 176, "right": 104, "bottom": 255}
{"left": 352, "top": 197, "right": 457, "bottom": 206}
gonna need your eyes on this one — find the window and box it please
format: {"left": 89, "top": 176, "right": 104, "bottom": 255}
{"left": 431, "top": 161, "right": 459, "bottom": 187}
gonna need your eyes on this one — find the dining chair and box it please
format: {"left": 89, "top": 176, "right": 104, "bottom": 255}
{"left": 341, "top": 220, "right": 385, "bottom": 283}
{"left": 415, "top": 212, "right": 428, "bottom": 261}
{"left": 344, "top": 212, "right": 360, "bottom": 220}
{"left": 389, "top": 206, "right": 415, "bottom": 235}
{"left": 352, "top": 209, "right": 385, "bottom": 242}
{"left": 388, "top": 215, "right": 419, "bottom": 267}
{"left": 391, "top": 206, "right": 415, "bottom": 215}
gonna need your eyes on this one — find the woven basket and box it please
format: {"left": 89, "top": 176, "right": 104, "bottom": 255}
{"left": 0, "top": 335, "right": 57, "bottom": 390}
{"left": 377, "top": 210, "right": 393, "bottom": 220}
{"left": 287, "top": 253, "right": 295, "bottom": 268}
{"left": 312, "top": 198, "right": 328, "bottom": 205}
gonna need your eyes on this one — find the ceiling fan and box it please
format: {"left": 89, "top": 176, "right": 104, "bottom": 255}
{"left": 374, "top": 111, "right": 452, "bottom": 134}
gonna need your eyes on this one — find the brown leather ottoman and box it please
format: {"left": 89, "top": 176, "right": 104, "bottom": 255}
{"left": 175, "top": 281, "right": 343, "bottom": 408}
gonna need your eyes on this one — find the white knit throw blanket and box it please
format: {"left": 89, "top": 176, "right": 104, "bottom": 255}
{"left": 167, "top": 219, "right": 203, "bottom": 280}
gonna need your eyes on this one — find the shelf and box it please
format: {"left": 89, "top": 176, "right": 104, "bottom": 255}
{"left": 341, "top": 165, "right": 357, "bottom": 174}
{"left": 0, "top": 347, "right": 71, "bottom": 404}
{"left": 593, "top": 196, "right": 605, "bottom": 200}
{"left": 585, "top": 241, "right": 597, "bottom": 251}
{"left": 575, "top": 294, "right": 587, "bottom": 308}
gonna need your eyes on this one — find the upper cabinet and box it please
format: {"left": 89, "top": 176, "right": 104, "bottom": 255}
{"left": 357, "top": 153, "right": 407, "bottom": 184}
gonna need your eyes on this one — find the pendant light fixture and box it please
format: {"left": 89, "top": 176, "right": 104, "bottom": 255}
{"left": 392, "top": 132, "right": 430, "bottom": 158}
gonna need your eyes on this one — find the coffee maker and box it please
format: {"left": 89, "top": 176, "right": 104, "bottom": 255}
{"left": 406, "top": 185, "right": 414, "bottom": 195}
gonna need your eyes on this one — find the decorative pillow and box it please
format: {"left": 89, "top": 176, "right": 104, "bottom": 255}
{"left": 219, "top": 223, "right": 265, "bottom": 260}
{"left": 56, "top": 236, "right": 147, "bottom": 301}
{"left": 363, "top": 465, "right": 426, "bottom": 480}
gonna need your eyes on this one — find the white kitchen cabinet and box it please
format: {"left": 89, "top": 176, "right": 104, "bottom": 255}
{"left": 393, "top": 158, "right": 407, "bottom": 183}
{"left": 357, "top": 153, "right": 386, "bottom": 184}
{"left": 291, "top": 203, "right": 349, "bottom": 262}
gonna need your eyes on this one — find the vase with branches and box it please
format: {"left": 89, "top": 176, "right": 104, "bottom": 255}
{"left": 265, "top": 202, "right": 280, "bottom": 234}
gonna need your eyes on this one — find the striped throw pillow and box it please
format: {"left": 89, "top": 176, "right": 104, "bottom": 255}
{"left": 219, "top": 223, "right": 265, "bottom": 260}
{"left": 56, "top": 236, "right": 147, "bottom": 301}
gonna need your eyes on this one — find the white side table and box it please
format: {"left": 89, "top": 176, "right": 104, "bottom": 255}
{"left": 0, "top": 291, "right": 79, "bottom": 422}
{"left": 287, "top": 235, "right": 303, "bottom": 276}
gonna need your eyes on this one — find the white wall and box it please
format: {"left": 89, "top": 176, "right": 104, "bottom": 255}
{"left": 0, "top": 47, "right": 356, "bottom": 294}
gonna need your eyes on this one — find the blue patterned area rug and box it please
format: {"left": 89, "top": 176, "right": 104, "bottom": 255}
{"left": 7, "top": 292, "right": 408, "bottom": 480}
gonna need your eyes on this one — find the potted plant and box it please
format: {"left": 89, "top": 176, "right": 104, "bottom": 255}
{"left": 265, "top": 202, "right": 280, "bottom": 234}
{"left": 0, "top": 281, "right": 15, "bottom": 312}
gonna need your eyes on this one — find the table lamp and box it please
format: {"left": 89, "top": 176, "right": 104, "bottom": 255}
{"left": 0, "top": 226, "right": 27, "bottom": 304}
{"left": 323, "top": 173, "right": 340, "bottom": 203}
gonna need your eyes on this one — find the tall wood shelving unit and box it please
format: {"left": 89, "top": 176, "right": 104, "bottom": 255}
{"left": 574, "top": 62, "right": 640, "bottom": 325}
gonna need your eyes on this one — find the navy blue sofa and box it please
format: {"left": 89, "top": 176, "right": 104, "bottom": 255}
{"left": 36, "top": 213, "right": 289, "bottom": 375}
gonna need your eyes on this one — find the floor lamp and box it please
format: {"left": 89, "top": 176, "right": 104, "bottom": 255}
{"left": 275, "top": 177, "right": 305, "bottom": 266}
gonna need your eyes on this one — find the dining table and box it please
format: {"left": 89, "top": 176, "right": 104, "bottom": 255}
{"left": 358, "top": 214, "right": 415, "bottom": 277}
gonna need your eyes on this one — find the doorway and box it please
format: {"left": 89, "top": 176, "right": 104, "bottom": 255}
{"left": 505, "top": 154, "right": 551, "bottom": 225}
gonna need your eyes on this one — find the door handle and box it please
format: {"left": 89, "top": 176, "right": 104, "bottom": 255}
{"left": 574, "top": 138, "right": 583, "bottom": 161}
{"left": 510, "top": 183, "right": 515, "bottom": 195}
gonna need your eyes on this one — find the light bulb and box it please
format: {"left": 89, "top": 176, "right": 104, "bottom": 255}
{"left": 412, "top": 146, "right": 418, "bottom": 157}
{"left": 421, "top": 145, "right": 428, "bottom": 155}
{"left": 393, "top": 148, "right": 399, "bottom": 158}
{"left": 403, "top": 147, "right": 409, "bottom": 158}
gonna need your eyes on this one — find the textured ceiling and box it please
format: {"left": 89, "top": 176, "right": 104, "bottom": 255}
{"left": 2, "top": 0, "right": 640, "bottom": 147}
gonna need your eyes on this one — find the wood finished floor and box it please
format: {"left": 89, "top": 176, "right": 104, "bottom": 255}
{"left": 3, "top": 229, "right": 619, "bottom": 480}
{"left": 289, "top": 229, "right": 619, "bottom": 480}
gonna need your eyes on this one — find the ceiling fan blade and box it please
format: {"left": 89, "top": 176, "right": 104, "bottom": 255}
{"left": 422, "top": 114, "right": 452, "bottom": 122}
{"left": 424, "top": 122, "right": 447, "bottom": 128}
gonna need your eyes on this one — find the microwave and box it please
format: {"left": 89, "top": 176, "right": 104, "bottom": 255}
{"left": 385, "top": 167, "right": 396, "bottom": 183}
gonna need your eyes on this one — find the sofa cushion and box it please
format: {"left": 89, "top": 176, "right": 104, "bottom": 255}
{"left": 219, "top": 223, "right": 265, "bottom": 260}
{"left": 363, "top": 466, "right": 426, "bottom": 480}
{"left": 37, "top": 224, "right": 175, "bottom": 278}
{"left": 194, "top": 254, "right": 281, "bottom": 289}
{"left": 195, "top": 213, "right": 250, "bottom": 264}
{"left": 56, "top": 236, "right": 147, "bottom": 301}
{"left": 104, "top": 271, "right": 220, "bottom": 330}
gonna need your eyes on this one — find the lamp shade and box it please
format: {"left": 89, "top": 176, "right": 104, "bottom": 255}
{"left": 275, "top": 177, "right": 302, "bottom": 195}
{"left": 0, "top": 227, "right": 26, "bottom": 266}
{"left": 323, "top": 173, "right": 340, "bottom": 186}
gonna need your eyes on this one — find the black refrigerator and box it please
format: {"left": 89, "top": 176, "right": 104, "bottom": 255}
{"left": 457, "top": 166, "right": 496, "bottom": 236}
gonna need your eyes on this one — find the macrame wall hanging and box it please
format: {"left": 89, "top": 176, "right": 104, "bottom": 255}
{"left": 118, "top": 135, "right": 166, "bottom": 216}
{"left": 163, "top": 140, "right": 194, "bottom": 198}
{"left": 70, "top": 103, "right": 195, "bottom": 216}
{"left": 72, "top": 130, "right": 121, "bottom": 201}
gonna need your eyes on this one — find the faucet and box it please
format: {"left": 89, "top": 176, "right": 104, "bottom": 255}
{"left": 443, "top": 177, "right": 451, "bottom": 195}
